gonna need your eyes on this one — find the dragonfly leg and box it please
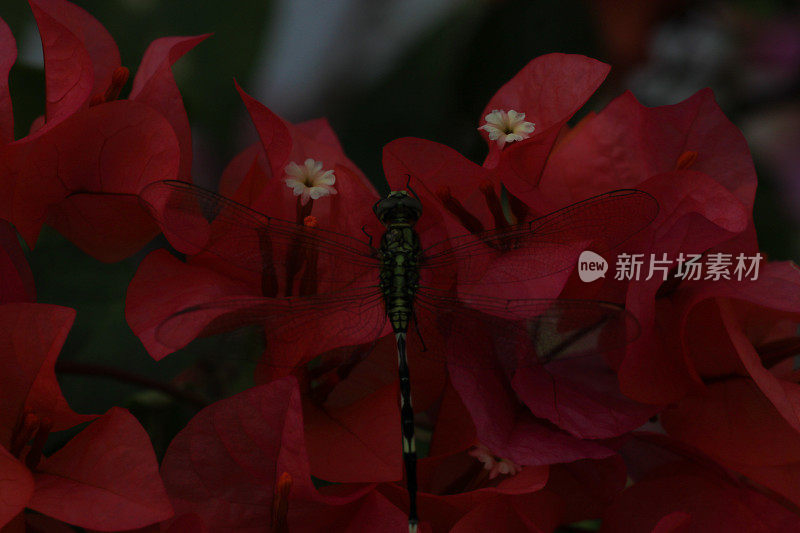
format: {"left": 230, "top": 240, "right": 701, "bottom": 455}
{"left": 360, "top": 224, "right": 374, "bottom": 248}
{"left": 396, "top": 332, "right": 419, "bottom": 532}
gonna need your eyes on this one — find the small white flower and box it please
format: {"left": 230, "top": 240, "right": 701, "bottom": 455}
{"left": 284, "top": 158, "right": 337, "bottom": 205}
{"left": 479, "top": 109, "right": 536, "bottom": 148}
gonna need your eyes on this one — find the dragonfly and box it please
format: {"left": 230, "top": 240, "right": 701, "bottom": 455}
{"left": 140, "top": 179, "right": 659, "bottom": 532}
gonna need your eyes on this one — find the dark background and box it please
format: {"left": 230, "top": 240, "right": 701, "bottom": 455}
{"left": 1, "top": 0, "right": 798, "bottom": 464}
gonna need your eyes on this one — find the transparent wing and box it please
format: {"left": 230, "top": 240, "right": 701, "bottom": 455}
{"left": 140, "top": 180, "right": 379, "bottom": 292}
{"left": 419, "top": 189, "right": 658, "bottom": 286}
{"left": 413, "top": 287, "right": 638, "bottom": 369}
{"left": 411, "top": 288, "right": 649, "bottom": 437}
{"left": 155, "top": 285, "right": 389, "bottom": 370}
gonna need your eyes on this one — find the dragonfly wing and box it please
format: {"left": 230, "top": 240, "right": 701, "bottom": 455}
{"left": 156, "top": 286, "right": 389, "bottom": 370}
{"left": 412, "top": 289, "right": 654, "bottom": 439}
{"left": 140, "top": 180, "right": 379, "bottom": 293}
{"left": 415, "top": 288, "right": 639, "bottom": 365}
{"left": 419, "top": 189, "right": 658, "bottom": 288}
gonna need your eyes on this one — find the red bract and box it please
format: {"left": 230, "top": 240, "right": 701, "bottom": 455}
{"left": 478, "top": 54, "right": 610, "bottom": 183}
{"left": 298, "top": 335, "right": 447, "bottom": 485}
{"left": 603, "top": 433, "right": 800, "bottom": 532}
{"left": 375, "top": 382, "right": 628, "bottom": 531}
{"left": 0, "top": 220, "right": 35, "bottom": 303}
{"left": 382, "top": 56, "right": 657, "bottom": 306}
{"left": 220, "top": 82, "right": 382, "bottom": 237}
{"left": 160, "top": 377, "right": 408, "bottom": 531}
{"left": 0, "top": 303, "right": 171, "bottom": 530}
{"left": 376, "top": 381, "right": 553, "bottom": 531}
{"left": 649, "top": 262, "right": 800, "bottom": 508}
{"left": 382, "top": 54, "right": 610, "bottom": 239}
{"left": 532, "top": 88, "right": 757, "bottom": 404}
{"left": 602, "top": 460, "right": 800, "bottom": 532}
{"left": 383, "top": 54, "right": 608, "bottom": 223}
{"left": 0, "top": 0, "right": 205, "bottom": 261}
{"left": 126, "top": 84, "right": 385, "bottom": 362}
{"left": 441, "top": 310, "right": 649, "bottom": 466}
{"left": 539, "top": 89, "right": 757, "bottom": 209}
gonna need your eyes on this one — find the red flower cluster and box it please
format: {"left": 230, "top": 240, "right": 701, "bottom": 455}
{"left": 2, "top": 1, "right": 799, "bottom": 531}
{"left": 0, "top": 0, "right": 205, "bottom": 262}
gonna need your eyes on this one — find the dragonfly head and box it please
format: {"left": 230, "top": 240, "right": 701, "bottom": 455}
{"left": 373, "top": 191, "right": 423, "bottom": 226}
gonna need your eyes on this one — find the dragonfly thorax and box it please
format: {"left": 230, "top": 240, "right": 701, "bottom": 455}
{"left": 373, "top": 191, "right": 422, "bottom": 227}
{"left": 378, "top": 220, "right": 422, "bottom": 334}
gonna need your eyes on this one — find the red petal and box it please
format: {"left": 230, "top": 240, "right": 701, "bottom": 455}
{"left": 481, "top": 54, "right": 609, "bottom": 181}
{"left": 450, "top": 494, "right": 561, "bottom": 533}
{"left": 652, "top": 512, "right": 692, "bottom": 533}
{"left": 130, "top": 34, "right": 209, "bottom": 179}
{"left": 0, "top": 303, "right": 91, "bottom": 448}
{"left": 704, "top": 265, "right": 800, "bottom": 431}
{"left": 234, "top": 87, "right": 380, "bottom": 236}
{"left": 165, "top": 513, "right": 207, "bottom": 533}
{"left": 294, "top": 117, "right": 341, "bottom": 147}
{"left": 0, "top": 220, "right": 36, "bottom": 303}
{"left": 29, "top": 407, "right": 172, "bottom": 530}
{"left": 600, "top": 461, "right": 800, "bottom": 533}
{"left": 545, "top": 457, "right": 628, "bottom": 523}
{"left": 617, "top": 170, "right": 750, "bottom": 404}
{"left": 299, "top": 489, "right": 407, "bottom": 532}
{"left": 324, "top": 164, "right": 383, "bottom": 245}
{"left": 0, "top": 447, "right": 33, "bottom": 528}
{"left": 162, "top": 378, "right": 406, "bottom": 530}
{"left": 662, "top": 377, "right": 800, "bottom": 467}
{"left": 29, "top": 0, "right": 120, "bottom": 127}
{"left": 428, "top": 380, "right": 476, "bottom": 457}
{"left": 304, "top": 383, "right": 401, "bottom": 483}
{"left": 160, "top": 378, "right": 313, "bottom": 529}
{"left": 449, "top": 358, "right": 615, "bottom": 465}
{"left": 1, "top": 100, "right": 179, "bottom": 259}
{"left": 732, "top": 461, "right": 800, "bottom": 510}
{"left": 46, "top": 101, "right": 179, "bottom": 260}
{"left": 383, "top": 137, "right": 493, "bottom": 238}
{"left": 217, "top": 143, "right": 267, "bottom": 202}
{"left": 513, "top": 360, "right": 656, "bottom": 439}
{"left": 541, "top": 89, "right": 757, "bottom": 209}
{"left": 0, "top": 16, "right": 15, "bottom": 144}
{"left": 125, "top": 249, "right": 251, "bottom": 360}
{"left": 235, "top": 81, "right": 292, "bottom": 183}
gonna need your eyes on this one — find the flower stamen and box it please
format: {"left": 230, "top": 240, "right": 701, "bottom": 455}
{"left": 89, "top": 66, "right": 130, "bottom": 106}
{"left": 479, "top": 181, "right": 508, "bottom": 229}
{"left": 675, "top": 150, "right": 699, "bottom": 170}
{"left": 10, "top": 411, "right": 38, "bottom": 458}
{"left": 25, "top": 416, "right": 52, "bottom": 470}
{"left": 271, "top": 471, "right": 292, "bottom": 533}
{"left": 435, "top": 186, "right": 484, "bottom": 235}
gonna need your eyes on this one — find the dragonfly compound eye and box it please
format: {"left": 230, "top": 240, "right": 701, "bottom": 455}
{"left": 375, "top": 191, "right": 423, "bottom": 225}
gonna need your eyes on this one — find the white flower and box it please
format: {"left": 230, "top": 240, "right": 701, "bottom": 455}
{"left": 284, "top": 159, "right": 337, "bottom": 205}
{"left": 479, "top": 109, "right": 536, "bottom": 148}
